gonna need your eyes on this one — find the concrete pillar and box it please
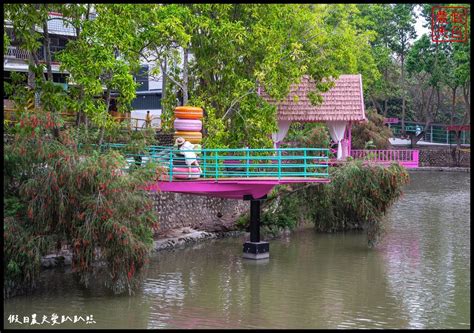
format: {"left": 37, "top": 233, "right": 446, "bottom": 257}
{"left": 243, "top": 195, "right": 269, "bottom": 260}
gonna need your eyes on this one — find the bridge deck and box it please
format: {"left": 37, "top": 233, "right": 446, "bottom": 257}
{"left": 165, "top": 176, "right": 330, "bottom": 183}
{"left": 146, "top": 177, "right": 330, "bottom": 199}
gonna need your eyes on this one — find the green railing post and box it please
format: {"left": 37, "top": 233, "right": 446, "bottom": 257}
{"left": 202, "top": 150, "right": 207, "bottom": 178}
{"left": 303, "top": 149, "right": 307, "bottom": 178}
{"left": 169, "top": 150, "right": 173, "bottom": 182}
{"left": 215, "top": 152, "right": 219, "bottom": 180}
{"left": 325, "top": 149, "right": 328, "bottom": 177}
{"left": 277, "top": 149, "right": 282, "bottom": 179}
{"left": 246, "top": 148, "right": 250, "bottom": 178}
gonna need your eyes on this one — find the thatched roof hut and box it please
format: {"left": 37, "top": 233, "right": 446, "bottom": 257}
{"left": 259, "top": 74, "right": 366, "bottom": 159}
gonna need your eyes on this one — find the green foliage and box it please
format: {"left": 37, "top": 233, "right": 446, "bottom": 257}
{"left": 225, "top": 94, "right": 277, "bottom": 149}
{"left": 4, "top": 217, "right": 51, "bottom": 299}
{"left": 156, "top": 4, "right": 380, "bottom": 148}
{"left": 260, "top": 161, "right": 409, "bottom": 247}
{"left": 389, "top": 4, "right": 418, "bottom": 57}
{"left": 406, "top": 34, "right": 442, "bottom": 88}
{"left": 354, "top": 4, "right": 401, "bottom": 106}
{"left": 4, "top": 4, "right": 46, "bottom": 55}
{"left": 201, "top": 104, "right": 230, "bottom": 149}
{"left": 317, "top": 161, "right": 409, "bottom": 247}
{"left": 351, "top": 109, "right": 393, "bottom": 149}
{"left": 285, "top": 123, "right": 331, "bottom": 148}
{"left": 5, "top": 4, "right": 191, "bottom": 134}
{"left": 160, "top": 81, "right": 179, "bottom": 133}
{"left": 4, "top": 31, "right": 10, "bottom": 54}
{"left": 4, "top": 109, "right": 159, "bottom": 297}
{"left": 261, "top": 186, "right": 303, "bottom": 231}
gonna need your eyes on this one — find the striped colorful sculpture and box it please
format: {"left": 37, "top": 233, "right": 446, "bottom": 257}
{"left": 174, "top": 106, "right": 203, "bottom": 144}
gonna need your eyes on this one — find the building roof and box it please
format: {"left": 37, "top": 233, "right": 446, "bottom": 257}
{"left": 39, "top": 13, "right": 77, "bottom": 37}
{"left": 259, "top": 74, "right": 366, "bottom": 123}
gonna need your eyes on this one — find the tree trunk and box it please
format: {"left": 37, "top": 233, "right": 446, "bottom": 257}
{"left": 401, "top": 54, "right": 406, "bottom": 136}
{"left": 450, "top": 87, "right": 456, "bottom": 126}
{"left": 98, "top": 89, "right": 111, "bottom": 146}
{"left": 462, "top": 83, "right": 470, "bottom": 123}
{"left": 42, "top": 8, "right": 54, "bottom": 82}
{"left": 27, "top": 23, "right": 37, "bottom": 90}
{"left": 162, "top": 58, "right": 167, "bottom": 128}
{"left": 449, "top": 86, "right": 461, "bottom": 166}
{"left": 182, "top": 46, "right": 189, "bottom": 106}
{"left": 452, "top": 86, "right": 471, "bottom": 167}
{"left": 409, "top": 118, "right": 431, "bottom": 148}
{"left": 370, "top": 95, "right": 382, "bottom": 114}
{"left": 383, "top": 65, "right": 389, "bottom": 117}
{"left": 27, "top": 52, "right": 36, "bottom": 90}
{"left": 75, "top": 87, "right": 85, "bottom": 126}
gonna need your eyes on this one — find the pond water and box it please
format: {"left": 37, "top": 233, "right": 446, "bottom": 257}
{"left": 4, "top": 171, "right": 470, "bottom": 329}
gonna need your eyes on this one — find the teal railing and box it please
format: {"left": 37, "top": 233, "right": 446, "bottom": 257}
{"left": 96, "top": 144, "right": 330, "bottom": 181}
{"left": 388, "top": 122, "right": 471, "bottom": 145}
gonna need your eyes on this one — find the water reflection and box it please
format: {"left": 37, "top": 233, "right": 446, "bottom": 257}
{"left": 4, "top": 172, "right": 470, "bottom": 329}
{"left": 379, "top": 171, "right": 470, "bottom": 329}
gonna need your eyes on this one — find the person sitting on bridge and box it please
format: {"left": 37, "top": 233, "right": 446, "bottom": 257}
{"left": 176, "top": 137, "right": 202, "bottom": 175}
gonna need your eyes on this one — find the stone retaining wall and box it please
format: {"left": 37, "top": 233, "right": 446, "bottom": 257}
{"left": 155, "top": 132, "right": 175, "bottom": 146}
{"left": 148, "top": 192, "right": 249, "bottom": 234}
{"left": 418, "top": 147, "right": 470, "bottom": 167}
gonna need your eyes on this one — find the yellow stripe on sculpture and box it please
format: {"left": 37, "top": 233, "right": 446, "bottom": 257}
{"left": 175, "top": 131, "right": 202, "bottom": 144}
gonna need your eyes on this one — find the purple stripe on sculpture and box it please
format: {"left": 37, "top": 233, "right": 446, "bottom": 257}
{"left": 174, "top": 118, "right": 202, "bottom": 131}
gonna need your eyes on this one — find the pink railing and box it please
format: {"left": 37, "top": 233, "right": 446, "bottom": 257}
{"left": 383, "top": 117, "right": 399, "bottom": 124}
{"left": 350, "top": 149, "right": 419, "bottom": 168}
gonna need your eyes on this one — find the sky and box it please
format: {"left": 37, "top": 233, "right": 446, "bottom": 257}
{"left": 414, "top": 5, "right": 431, "bottom": 40}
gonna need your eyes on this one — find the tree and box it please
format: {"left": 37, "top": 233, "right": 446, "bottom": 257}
{"left": 56, "top": 4, "right": 145, "bottom": 144}
{"left": 351, "top": 109, "right": 393, "bottom": 149}
{"left": 355, "top": 4, "right": 401, "bottom": 117}
{"left": 3, "top": 4, "right": 168, "bottom": 298}
{"left": 128, "top": 4, "right": 191, "bottom": 131}
{"left": 433, "top": 4, "right": 471, "bottom": 164}
{"left": 3, "top": 102, "right": 159, "bottom": 297}
{"left": 163, "top": 4, "right": 380, "bottom": 148}
{"left": 389, "top": 4, "right": 417, "bottom": 135}
{"left": 405, "top": 34, "right": 446, "bottom": 147}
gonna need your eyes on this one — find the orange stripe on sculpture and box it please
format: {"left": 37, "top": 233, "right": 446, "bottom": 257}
{"left": 174, "top": 106, "right": 203, "bottom": 119}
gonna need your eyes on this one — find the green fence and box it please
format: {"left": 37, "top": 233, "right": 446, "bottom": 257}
{"left": 98, "top": 144, "right": 330, "bottom": 181}
{"left": 389, "top": 122, "right": 470, "bottom": 145}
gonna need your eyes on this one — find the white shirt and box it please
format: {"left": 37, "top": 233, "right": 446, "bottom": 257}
{"left": 179, "top": 141, "right": 197, "bottom": 166}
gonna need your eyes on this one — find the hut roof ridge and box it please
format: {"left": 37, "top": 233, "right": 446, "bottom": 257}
{"left": 259, "top": 74, "right": 366, "bottom": 122}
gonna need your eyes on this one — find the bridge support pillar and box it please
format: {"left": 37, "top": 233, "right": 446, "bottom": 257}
{"left": 243, "top": 195, "right": 269, "bottom": 260}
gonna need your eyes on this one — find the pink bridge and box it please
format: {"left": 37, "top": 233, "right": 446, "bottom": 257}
{"left": 142, "top": 147, "right": 331, "bottom": 199}
{"left": 146, "top": 177, "right": 330, "bottom": 200}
